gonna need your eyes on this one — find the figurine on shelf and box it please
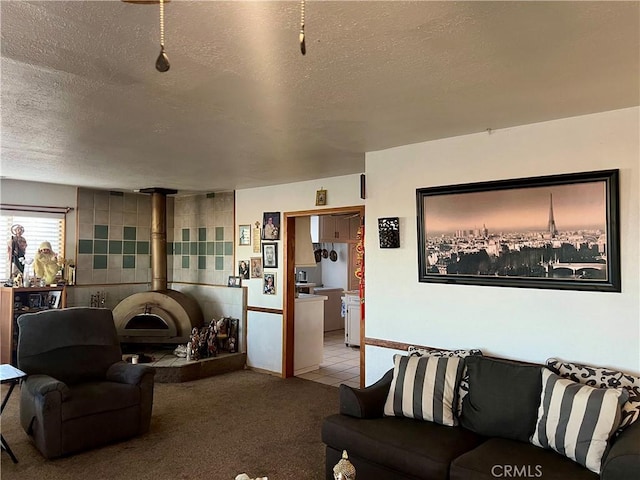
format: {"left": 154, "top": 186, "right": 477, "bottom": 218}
{"left": 8, "top": 224, "right": 27, "bottom": 275}
{"left": 33, "top": 241, "right": 60, "bottom": 285}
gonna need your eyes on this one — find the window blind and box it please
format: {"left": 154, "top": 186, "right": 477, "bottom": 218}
{"left": 1, "top": 212, "right": 66, "bottom": 281}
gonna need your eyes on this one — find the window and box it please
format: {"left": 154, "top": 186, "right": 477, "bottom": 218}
{"left": 1, "top": 211, "right": 66, "bottom": 281}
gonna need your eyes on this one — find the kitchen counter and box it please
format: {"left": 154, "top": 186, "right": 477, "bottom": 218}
{"left": 294, "top": 294, "right": 327, "bottom": 376}
{"left": 313, "top": 288, "right": 345, "bottom": 332}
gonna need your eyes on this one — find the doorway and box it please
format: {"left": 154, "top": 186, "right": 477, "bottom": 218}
{"left": 282, "top": 206, "right": 365, "bottom": 387}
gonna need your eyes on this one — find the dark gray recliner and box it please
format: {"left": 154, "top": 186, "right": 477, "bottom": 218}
{"left": 17, "top": 307, "right": 155, "bottom": 459}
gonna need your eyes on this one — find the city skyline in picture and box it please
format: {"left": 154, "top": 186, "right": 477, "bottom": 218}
{"left": 424, "top": 181, "right": 606, "bottom": 237}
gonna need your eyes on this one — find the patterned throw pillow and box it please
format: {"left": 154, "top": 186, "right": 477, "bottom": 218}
{"left": 408, "top": 346, "right": 483, "bottom": 416}
{"left": 384, "top": 354, "right": 464, "bottom": 426}
{"left": 531, "top": 369, "right": 628, "bottom": 474}
{"left": 546, "top": 358, "right": 640, "bottom": 430}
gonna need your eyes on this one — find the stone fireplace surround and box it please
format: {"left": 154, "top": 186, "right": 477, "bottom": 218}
{"left": 66, "top": 283, "right": 247, "bottom": 382}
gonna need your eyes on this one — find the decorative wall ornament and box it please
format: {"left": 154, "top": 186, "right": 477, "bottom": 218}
{"left": 316, "top": 188, "right": 327, "bottom": 206}
{"left": 378, "top": 217, "right": 400, "bottom": 248}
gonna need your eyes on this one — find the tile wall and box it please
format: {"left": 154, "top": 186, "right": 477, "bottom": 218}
{"left": 76, "top": 189, "right": 235, "bottom": 288}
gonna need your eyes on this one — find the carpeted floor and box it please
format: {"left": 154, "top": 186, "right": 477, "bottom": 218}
{"left": 1, "top": 370, "right": 339, "bottom": 480}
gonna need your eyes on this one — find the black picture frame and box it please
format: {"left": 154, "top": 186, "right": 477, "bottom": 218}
{"left": 227, "top": 276, "right": 242, "bottom": 288}
{"left": 262, "top": 242, "right": 278, "bottom": 269}
{"left": 261, "top": 212, "right": 281, "bottom": 240}
{"left": 416, "top": 169, "right": 620, "bottom": 292}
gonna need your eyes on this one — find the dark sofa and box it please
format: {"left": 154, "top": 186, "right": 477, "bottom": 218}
{"left": 322, "top": 357, "right": 640, "bottom": 480}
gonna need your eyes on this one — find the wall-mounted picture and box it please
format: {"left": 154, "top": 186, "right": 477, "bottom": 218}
{"left": 250, "top": 257, "right": 263, "bottom": 279}
{"left": 263, "top": 272, "right": 276, "bottom": 295}
{"left": 238, "top": 224, "right": 251, "bottom": 246}
{"left": 262, "top": 242, "right": 278, "bottom": 268}
{"left": 261, "top": 212, "right": 281, "bottom": 240}
{"left": 416, "top": 169, "right": 620, "bottom": 292}
{"left": 316, "top": 189, "right": 327, "bottom": 206}
{"left": 238, "top": 260, "right": 250, "bottom": 279}
{"left": 227, "top": 276, "right": 242, "bottom": 288}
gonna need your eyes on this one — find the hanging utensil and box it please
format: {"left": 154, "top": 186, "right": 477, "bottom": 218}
{"left": 322, "top": 244, "right": 329, "bottom": 259}
{"left": 330, "top": 243, "right": 338, "bottom": 262}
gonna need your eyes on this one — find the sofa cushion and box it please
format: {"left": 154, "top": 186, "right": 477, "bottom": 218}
{"left": 450, "top": 437, "right": 598, "bottom": 480}
{"left": 460, "top": 356, "right": 542, "bottom": 443}
{"left": 384, "top": 354, "right": 464, "bottom": 426}
{"left": 408, "top": 346, "right": 483, "bottom": 416}
{"left": 531, "top": 369, "right": 628, "bottom": 474}
{"left": 322, "top": 413, "right": 485, "bottom": 480}
{"left": 547, "top": 357, "right": 640, "bottom": 431}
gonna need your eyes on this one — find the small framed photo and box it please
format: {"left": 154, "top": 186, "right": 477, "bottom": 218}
{"left": 261, "top": 212, "right": 281, "bottom": 240}
{"left": 46, "top": 290, "right": 62, "bottom": 309}
{"left": 238, "top": 224, "right": 251, "bottom": 246}
{"left": 250, "top": 257, "right": 263, "bottom": 278}
{"left": 262, "top": 242, "right": 278, "bottom": 268}
{"left": 28, "top": 293, "right": 42, "bottom": 309}
{"left": 263, "top": 272, "right": 276, "bottom": 295}
{"left": 316, "top": 189, "right": 327, "bottom": 206}
{"left": 227, "top": 276, "right": 242, "bottom": 288}
{"left": 238, "top": 260, "right": 250, "bottom": 279}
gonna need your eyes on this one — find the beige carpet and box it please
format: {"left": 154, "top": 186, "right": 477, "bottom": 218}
{"left": 1, "top": 370, "right": 339, "bottom": 480}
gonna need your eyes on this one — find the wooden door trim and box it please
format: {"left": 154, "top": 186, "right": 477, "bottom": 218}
{"left": 282, "top": 205, "right": 365, "bottom": 378}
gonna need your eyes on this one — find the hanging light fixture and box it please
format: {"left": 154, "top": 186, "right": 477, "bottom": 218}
{"left": 123, "top": 0, "right": 306, "bottom": 68}
{"left": 122, "top": 0, "right": 170, "bottom": 72}
{"left": 299, "top": 0, "right": 306, "bottom": 55}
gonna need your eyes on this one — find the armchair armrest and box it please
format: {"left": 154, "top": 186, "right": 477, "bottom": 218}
{"left": 106, "top": 361, "right": 155, "bottom": 385}
{"left": 601, "top": 420, "right": 640, "bottom": 480}
{"left": 23, "top": 374, "right": 70, "bottom": 401}
{"left": 339, "top": 368, "right": 393, "bottom": 418}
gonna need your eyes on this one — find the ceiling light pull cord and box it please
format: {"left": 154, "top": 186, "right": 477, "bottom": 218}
{"left": 155, "top": 0, "right": 170, "bottom": 72}
{"left": 300, "top": 0, "right": 306, "bottom": 55}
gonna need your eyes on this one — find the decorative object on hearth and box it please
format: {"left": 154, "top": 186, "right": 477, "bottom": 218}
{"left": 333, "top": 450, "right": 356, "bottom": 479}
{"left": 378, "top": 217, "right": 400, "bottom": 248}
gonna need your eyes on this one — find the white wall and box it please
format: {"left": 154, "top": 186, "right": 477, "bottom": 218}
{"left": 364, "top": 107, "right": 640, "bottom": 384}
{"left": 1, "top": 179, "right": 78, "bottom": 261}
{"left": 236, "top": 174, "right": 364, "bottom": 373}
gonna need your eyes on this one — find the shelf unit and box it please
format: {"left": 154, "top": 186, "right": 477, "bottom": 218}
{"left": 0, "top": 286, "right": 67, "bottom": 365}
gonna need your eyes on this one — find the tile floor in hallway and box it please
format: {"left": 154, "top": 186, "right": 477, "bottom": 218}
{"left": 297, "top": 329, "right": 361, "bottom": 388}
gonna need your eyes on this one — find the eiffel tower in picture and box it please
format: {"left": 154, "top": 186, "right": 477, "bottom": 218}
{"left": 548, "top": 193, "right": 558, "bottom": 237}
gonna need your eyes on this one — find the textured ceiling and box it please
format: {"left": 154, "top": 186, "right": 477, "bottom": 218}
{"left": 1, "top": 1, "right": 638, "bottom": 194}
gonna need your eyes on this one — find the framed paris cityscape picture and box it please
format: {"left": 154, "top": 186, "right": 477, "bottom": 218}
{"left": 416, "top": 169, "right": 620, "bottom": 292}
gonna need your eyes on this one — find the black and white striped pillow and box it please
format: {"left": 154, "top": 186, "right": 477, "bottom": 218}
{"left": 383, "top": 354, "right": 464, "bottom": 426}
{"left": 531, "top": 368, "right": 629, "bottom": 474}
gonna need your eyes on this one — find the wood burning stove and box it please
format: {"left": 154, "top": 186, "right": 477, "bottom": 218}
{"left": 113, "top": 188, "right": 204, "bottom": 344}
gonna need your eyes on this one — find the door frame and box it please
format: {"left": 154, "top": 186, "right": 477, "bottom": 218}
{"left": 282, "top": 205, "right": 365, "bottom": 384}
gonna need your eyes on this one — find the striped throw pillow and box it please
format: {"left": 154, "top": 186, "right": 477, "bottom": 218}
{"left": 383, "top": 354, "right": 464, "bottom": 426}
{"left": 531, "top": 368, "right": 629, "bottom": 474}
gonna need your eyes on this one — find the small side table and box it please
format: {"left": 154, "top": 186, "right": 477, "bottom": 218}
{"left": 1, "top": 364, "right": 26, "bottom": 463}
